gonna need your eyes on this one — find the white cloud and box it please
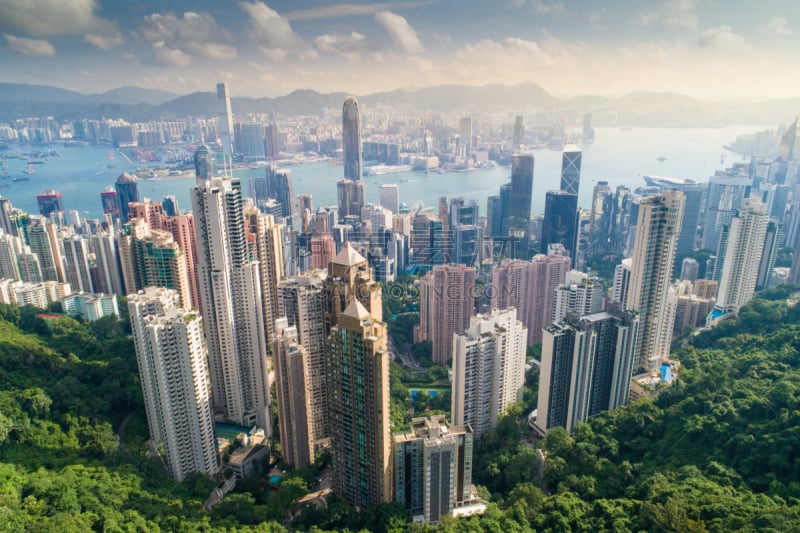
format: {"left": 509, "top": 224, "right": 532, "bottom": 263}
{"left": 314, "top": 32, "right": 370, "bottom": 58}
{"left": 286, "top": 2, "right": 428, "bottom": 21}
{"left": 0, "top": 0, "right": 121, "bottom": 48}
{"left": 240, "top": 1, "right": 303, "bottom": 51}
{"left": 640, "top": 0, "right": 697, "bottom": 30}
{"left": 140, "top": 11, "right": 237, "bottom": 66}
{"left": 4, "top": 33, "right": 55, "bottom": 56}
{"left": 767, "top": 16, "right": 792, "bottom": 37}
{"left": 375, "top": 11, "right": 423, "bottom": 54}
{"left": 530, "top": 0, "right": 565, "bottom": 15}
{"left": 698, "top": 25, "right": 750, "bottom": 51}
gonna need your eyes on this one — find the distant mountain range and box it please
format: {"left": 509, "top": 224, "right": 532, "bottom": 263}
{"left": 0, "top": 82, "right": 797, "bottom": 127}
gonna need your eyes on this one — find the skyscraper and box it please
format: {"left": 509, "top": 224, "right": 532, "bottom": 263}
{"left": 380, "top": 183, "right": 400, "bottom": 214}
{"left": 100, "top": 187, "right": 120, "bottom": 223}
{"left": 560, "top": 146, "right": 582, "bottom": 195}
{"left": 36, "top": 189, "right": 63, "bottom": 218}
{"left": 643, "top": 176, "right": 703, "bottom": 257}
{"left": 324, "top": 243, "right": 382, "bottom": 335}
{"left": 625, "top": 190, "right": 685, "bottom": 371}
{"left": 535, "top": 308, "right": 639, "bottom": 435}
{"left": 115, "top": 173, "right": 139, "bottom": 223}
{"left": 417, "top": 265, "right": 476, "bottom": 364}
{"left": 192, "top": 177, "right": 271, "bottom": 430}
{"left": 128, "top": 287, "right": 219, "bottom": 481}
{"left": 62, "top": 235, "right": 93, "bottom": 294}
{"left": 459, "top": 117, "right": 472, "bottom": 154}
{"left": 216, "top": 82, "right": 234, "bottom": 156}
{"left": 342, "top": 96, "right": 362, "bottom": 181}
{"left": 702, "top": 165, "right": 752, "bottom": 252}
{"left": 451, "top": 308, "right": 527, "bottom": 437}
{"left": 327, "top": 299, "right": 391, "bottom": 508}
{"left": 337, "top": 179, "right": 365, "bottom": 223}
{"left": 552, "top": 270, "right": 603, "bottom": 325}
{"left": 394, "top": 416, "right": 475, "bottom": 523}
{"left": 507, "top": 154, "right": 534, "bottom": 258}
{"left": 273, "top": 318, "right": 314, "bottom": 468}
{"left": 90, "top": 231, "right": 124, "bottom": 296}
{"left": 490, "top": 259, "right": 531, "bottom": 329}
{"left": 193, "top": 144, "right": 213, "bottom": 182}
{"left": 512, "top": 116, "right": 525, "bottom": 149}
{"left": 713, "top": 198, "right": 769, "bottom": 317}
{"left": 526, "top": 253, "right": 571, "bottom": 345}
{"left": 240, "top": 123, "right": 266, "bottom": 160}
{"left": 541, "top": 190, "right": 579, "bottom": 265}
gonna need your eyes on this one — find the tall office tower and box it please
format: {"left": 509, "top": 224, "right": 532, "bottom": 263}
{"left": 452, "top": 224, "right": 482, "bottom": 267}
{"left": 625, "top": 190, "right": 685, "bottom": 372}
{"left": 490, "top": 259, "right": 531, "bottom": 329}
{"left": 394, "top": 416, "right": 474, "bottom": 523}
{"left": 310, "top": 235, "right": 336, "bottom": 270}
{"left": 380, "top": 183, "right": 400, "bottom": 214}
{"left": 216, "top": 82, "right": 235, "bottom": 156}
{"left": 273, "top": 318, "right": 314, "bottom": 468}
{"left": 277, "top": 273, "right": 327, "bottom": 442}
{"left": 128, "top": 288, "right": 219, "bottom": 481}
{"left": 560, "top": 146, "right": 582, "bottom": 195}
{"left": 459, "top": 117, "right": 472, "bottom": 154}
{"left": 192, "top": 177, "right": 271, "bottom": 430}
{"left": 541, "top": 190, "right": 579, "bottom": 266}
{"left": 512, "top": 116, "right": 525, "bottom": 149}
{"left": 702, "top": 166, "right": 753, "bottom": 252}
{"left": 507, "top": 154, "right": 534, "bottom": 258}
{"left": 756, "top": 219, "right": 781, "bottom": 291}
{"left": 115, "top": 173, "right": 140, "bottom": 223}
{"left": 162, "top": 213, "right": 201, "bottom": 310}
{"left": 298, "top": 194, "right": 313, "bottom": 214}
{"left": 410, "top": 213, "right": 447, "bottom": 266}
{"left": 245, "top": 209, "right": 284, "bottom": 347}
{"left": 582, "top": 113, "right": 594, "bottom": 141}
{"left": 535, "top": 308, "right": 639, "bottom": 435}
{"left": 62, "top": 235, "right": 93, "bottom": 293}
{"left": 16, "top": 250, "right": 42, "bottom": 283}
{"left": 553, "top": 270, "right": 603, "bottom": 325}
{"left": 713, "top": 199, "right": 769, "bottom": 315}
{"left": 262, "top": 166, "right": 296, "bottom": 218}
{"left": 643, "top": 176, "right": 703, "bottom": 257}
{"left": 100, "top": 187, "right": 120, "bottom": 223}
{"left": 451, "top": 308, "right": 526, "bottom": 437}
{"left": 611, "top": 258, "right": 633, "bottom": 305}
{"left": 26, "top": 221, "right": 60, "bottom": 282}
{"left": 0, "top": 230, "right": 22, "bottom": 280}
{"left": 327, "top": 299, "right": 391, "bottom": 508}
{"left": 342, "top": 96, "right": 362, "bottom": 181}
{"left": 588, "top": 181, "right": 611, "bottom": 251}
{"left": 193, "top": 144, "right": 213, "bottom": 182}
{"left": 323, "top": 243, "right": 382, "bottom": 334}
{"left": 449, "top": 198, "right": 480, "bottom": 227}
{"left": 264, "top": 120, "right": 280, "bottom": 158}
{"left": 680, "top": 257, "right": 699, "bottom": 282}
{"left": 36, "top": 189, "right": 63, "bottom": 218}
{"left": 336, "top": 179, "right": 365, "bottom": 223}
{"left": 0, "top": 197, "right": 17, "bottom": 237}
{"left": 417, "top": 265, "right": 476, "bottom": 364}
{"left": 486, "top": 195, "right": 502, "bottom": 239}
{"left": 240, "top": 123, "right": 266, "bottom": 160}
{"left": 526, "top": 253, "right": 571, "bottom": 345}
{"left": 90, "top": 232, "right": 124, "bottom": 296}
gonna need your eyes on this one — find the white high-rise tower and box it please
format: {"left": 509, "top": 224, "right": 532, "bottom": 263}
{"left": 217, "top": 82, "right": 235, "bottom": 157}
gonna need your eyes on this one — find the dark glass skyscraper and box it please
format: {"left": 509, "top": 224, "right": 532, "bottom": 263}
{"left": 508, "top": 154, "right": 534, "bottom": 258}
{"left": 560, "top": 146, "right": 582, "bottom": 195}
{"left": 342, "top": 96, "right": 362, "bottom": 181}
{"left": 36, "top": 189, "right": 63, "bottom": 217}
{"left": 193, "top": 144, "right": 213, "bottom": 182}
{"left": 115, "top": 173, "right": 139, "bottom": 223}
{"left": 541, "top": 190, "right": 579, "bottom": 265}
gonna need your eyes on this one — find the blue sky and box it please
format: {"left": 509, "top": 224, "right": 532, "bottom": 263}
{"left": 1, "top": 0, "right": 798, "bottom": 100}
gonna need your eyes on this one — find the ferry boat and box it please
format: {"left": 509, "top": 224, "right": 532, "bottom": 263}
{"left": 12, "top": 176, "right": 30, "bottom": 182}
{"left": 23, "top": 166, "right": 35, "bottom": 174}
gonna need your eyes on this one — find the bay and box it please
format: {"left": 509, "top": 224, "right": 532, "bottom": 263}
{"left": 0, "top": 125, "right": 762, "bottom": 219}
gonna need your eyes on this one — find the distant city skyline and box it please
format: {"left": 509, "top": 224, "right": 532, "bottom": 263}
{"left": 1, "top": 1, "right": 798, "bottom": 101}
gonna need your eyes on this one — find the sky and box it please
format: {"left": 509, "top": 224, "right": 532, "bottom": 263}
{"left": 1, "top": 0, "right": 799, "bottom": 101}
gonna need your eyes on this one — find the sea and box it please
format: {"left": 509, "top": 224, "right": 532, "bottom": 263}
{"left": 0, "top": 126, "right": 765, "bottom": 219}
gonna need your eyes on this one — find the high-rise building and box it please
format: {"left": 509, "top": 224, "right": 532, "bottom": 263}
{"left": 100, "top": 187, "right": 120, "bottom": 222}
{"left": 417, "top": 265, "right": 476, "bottom": 364}
{"left": 643, "top": 176, "right": 703, "bottom": 257}
{"left": 193, "top": 144, "right": 214, "bottom": 183}
{"left": 36, "top": 189, "right": 63, "bottom": 218}
{"left": 756, "top": 219, "right": 781, "bottom": 292}
{"left": 452, "top": 224, "right": 482, "bottom": 267}
{"left": 278, "top": 273, "right": 327, "bottom": 443}
{"left": 192, "top": 177, "right": 271, "bottom": 430}
{"left": 380, "top": 183, "right": 400, "bottom": 214}
{"left": 552, "top": 270, "right": 603, "bottom": 325}
{"left": 265, "top": 120, "right": 280, "bottom": 158}
{"left": 394, "top": 416, "right": 475, "bottom": 523}
{"left": 162, "top": 213, "right": 200, "bottom": 310}
{"left": 26, "top": 220, "right": 62, "bottom": 282}
{"left": 264, "top": 166, "right": 296, "bottom": 219}
{"left": 512, "top": 116, "right": 525, "bottom": 149}
{"left": 541, "top": 190, "right": 579, "bottom": 266}
{"left": 680, "top": 258, "right": 699, "bottom": 282}
{"left": 611, "top": 258, "right": 633, "bottom": 306}
{"left": 273, "top": 318, "right": 314, "bottom": 468}
{"left": 244, "top": 209, "right": 284, "bottom": 349}
{"left": 327, "top": 299, "right": 391, "bottom": 508}
{"left": 62, "top": 235, "right": 93, "bottom": 294}
{"left": 582, "top": 113, "right": 594, "bottom": 141}
{"left": 0, "top": 229, "right": 23, "bottom": 280}
{"left": 534, "top": 308, "right": 639, "bottom": 435}
{"left": 310, "top": 234, "right": 336, "bottom": 270}
{"left": 0, "top": 197, "right": 17, "bottom": 237}
{"left": 240, "top": 123, "right": 266, "bottom": 160}
{"left": 507, "top": 154, "right": 534, "bottom": 258}
{"left": 713, "top": 198, "right": 769, "bottom": 316}
{"left": 128, "top": 287, "right": 219, "bottom": 481}
{"left": 336, "top": 179, "right": 365, "bottom": 223}
{"left": 560, "top": 146, "right": 582, "bottom": 195}
{"left": 526, "top": 253, "right": 571, "bottom": 345}
{"left": 490, "top": 259, "right": 531, "bottom": 329}
{"left": 90, "top": 231, "right": 124, "bottom": 296}
{"left": 702, "top": 165, "right": 752, "bottom": 252}
{"left": 216, "top": 82, "right": 234, "bottom": 156}
{"left": 625, "top": 190, "right": 685, "bottom": 371}
{"left": 342, "top": 96, "right": 362, "bottom": 181}
{"left": 451, "top": 308, "right": 527, "bottom": 437}
{"left": 459, "top": 117, "right": 472, "bottom": 154}
{"left": 115, "top": 173, "right": 139, "bottom": 223}
{"left": 324, "top": 243, "right": 382, "bottom": 335}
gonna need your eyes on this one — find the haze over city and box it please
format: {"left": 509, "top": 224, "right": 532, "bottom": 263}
{"left": 2, "top": 0, "right": 800, "bottom": 100}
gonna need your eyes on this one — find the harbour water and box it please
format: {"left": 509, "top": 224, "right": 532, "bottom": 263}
{"left": 0, "top": 125, "right": 764, "bottom": 219}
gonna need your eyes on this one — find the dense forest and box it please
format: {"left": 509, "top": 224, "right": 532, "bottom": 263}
{"left": 1, "top": 291, "right": 800, "bottom": 531}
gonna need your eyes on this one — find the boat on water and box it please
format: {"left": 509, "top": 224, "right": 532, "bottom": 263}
{"left": 12, "top": 176, "right": 30, "bottom": 182}
{"left": 23, "top": 166, "right": 35, "bottom": 174}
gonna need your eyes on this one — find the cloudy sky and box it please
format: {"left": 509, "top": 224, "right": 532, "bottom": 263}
{"left": 1, "top": 0, "right": 798, "bottom": 100}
